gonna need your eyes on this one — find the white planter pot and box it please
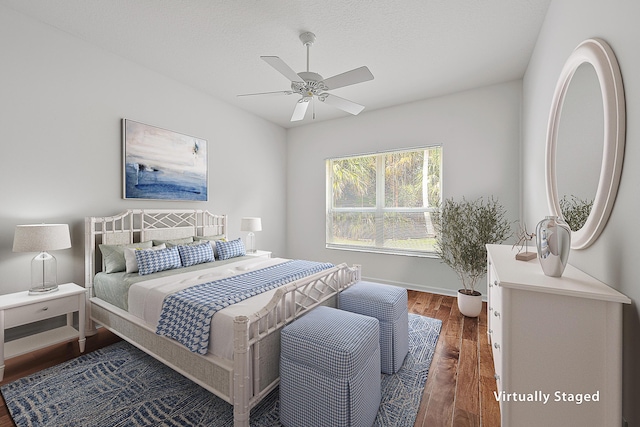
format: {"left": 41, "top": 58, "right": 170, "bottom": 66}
{"left": 457, "top": 289, "right": 483, "bottom": 317}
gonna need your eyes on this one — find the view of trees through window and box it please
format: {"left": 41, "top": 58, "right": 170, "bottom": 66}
{"left": 326, "top": 146, "right": 442, "bottom": 255}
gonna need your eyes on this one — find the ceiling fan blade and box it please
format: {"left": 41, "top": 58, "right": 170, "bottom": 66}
{"left": 320, "top": 66, "right": 374, "bottom": 90}
{"left": 261, "top": 56, "right": 303, "bottom": 82}
{"left": 237, "top": 90, "right": 294, "bottom": 97}
{"left": 320, "top": 94, "right": 365, "bottom": 115}
{"left": 291, "top": 98, "right": 311, "bottom": 121}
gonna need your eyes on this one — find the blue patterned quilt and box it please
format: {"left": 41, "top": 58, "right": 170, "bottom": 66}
{"left": 156, "top": 260, "right": 334, "bottom": 354}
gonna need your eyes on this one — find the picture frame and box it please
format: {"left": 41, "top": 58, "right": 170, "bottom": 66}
{"left": 123, "top": 119, "right": 208, "bottom": 201}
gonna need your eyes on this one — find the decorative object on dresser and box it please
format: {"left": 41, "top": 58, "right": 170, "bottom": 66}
{"left": 123, "top": 119, "right": 208, "bottom": 201}
{"left": 240, "top": 217, "right": 262, "bottom": 254}
{"left": 535, "top": 215, "right": 571, "bottom": 277}
{"left": 433, "top": 197, "right": 512, "bottom": 317}
{"left": 486, "top": 244, "right": 630, "bottom": 427}
{"left": 0, "top": 282, "right": 86, "bottom": 381}
{"left": 12, "top": 223, "right": 72, "bottom": 294}
{"left": 513, "top": 222, "right": 537, "bottom": 261}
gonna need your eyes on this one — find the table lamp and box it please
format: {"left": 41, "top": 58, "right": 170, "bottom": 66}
{"left": 240, "top": 217, "right": 262, "bottom": 254}
{"left": 13, "top": 223, "right": 72, "bottom": 295}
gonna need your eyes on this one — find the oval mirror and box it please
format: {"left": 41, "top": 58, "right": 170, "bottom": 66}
{"left": 555, "top": 63, "right": 602, "bottom": 232}
{"left": 546, "top": 38, "right": 625, "bottom": 249}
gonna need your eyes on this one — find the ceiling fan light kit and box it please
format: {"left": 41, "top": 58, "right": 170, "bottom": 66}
{"left": 239, "top": 31, "right": 373, "bottom": 122}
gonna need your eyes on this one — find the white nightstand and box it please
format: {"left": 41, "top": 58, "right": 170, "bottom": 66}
{"left": 246, "top": 250, "right": 272, "bottom": 258}
{"left": 0, "top": 283, "right": 86, "bottom": 380}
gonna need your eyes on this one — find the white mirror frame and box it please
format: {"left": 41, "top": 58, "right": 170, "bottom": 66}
{"left": 546, "top": 38, "right": 625, "bottom": 249}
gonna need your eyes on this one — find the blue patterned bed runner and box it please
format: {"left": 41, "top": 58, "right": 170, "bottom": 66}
{"left": 156, "top": 260, "right": 334, "bottom": 354}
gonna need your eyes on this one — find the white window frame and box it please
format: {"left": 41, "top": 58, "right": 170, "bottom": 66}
{"left": 325, "top": 145, "right": 442, "bottom": 257}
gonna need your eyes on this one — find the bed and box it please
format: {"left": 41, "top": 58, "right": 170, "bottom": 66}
{"left": 84, "top": 209, "right": 360, "bottom": 427}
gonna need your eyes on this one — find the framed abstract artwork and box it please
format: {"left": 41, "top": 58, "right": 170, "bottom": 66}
{"left": 123, "top": 119, "right": 208, "bottom": 201}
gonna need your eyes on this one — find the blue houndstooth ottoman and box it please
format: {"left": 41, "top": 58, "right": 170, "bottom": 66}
{"left": 339, "top": 281, "right": 409, "bottom": 374}
{"left": 280, "top": 306, "right": 381, "bottom": 427}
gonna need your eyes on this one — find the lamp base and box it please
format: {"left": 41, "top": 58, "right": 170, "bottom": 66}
{"left": 246, "top": 232, "right": 256, "bottom": 254}
{"left": 29, "top": 284, "right": 59, "bottom": 295}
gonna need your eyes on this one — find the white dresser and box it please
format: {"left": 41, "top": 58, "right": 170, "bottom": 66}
{"left": 486, "top": 244, "right": 630, "bottom": 427}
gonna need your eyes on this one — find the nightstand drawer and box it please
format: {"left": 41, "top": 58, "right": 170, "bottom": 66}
{"left": 4, "top": 295, "right": 79, "bottom": 329}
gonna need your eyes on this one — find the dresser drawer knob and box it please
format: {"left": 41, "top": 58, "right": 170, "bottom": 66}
{"left": 494, "top": 374, "right": 500, "bottom": 381}
{"left": 494, "top": 342, "right": 500, "bottom": 350}
{"left": 494, "top": 311, "right": 500, "bottom": 318}
{"left": 494, "top": 280, "right": 499, "bottom": 287}
{"left": 488, "top": 328, "right": 493, "bottom": 334}
{"left": 42, "top": 307, "right": 49, "bottom": 311}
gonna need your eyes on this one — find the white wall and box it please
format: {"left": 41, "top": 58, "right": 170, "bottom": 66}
{"left": 0, "top": 6, "right": 287, "bottom": 293}
{"left": 286, "top": 81, "right": 522, "bottom": 295}
{"left": 522, "top": 0, "right": 640, "bottom": 422}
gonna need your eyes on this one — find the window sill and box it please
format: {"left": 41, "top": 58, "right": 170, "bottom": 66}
{"left": 325, "top": 244, "right": 439, "bottom": 259}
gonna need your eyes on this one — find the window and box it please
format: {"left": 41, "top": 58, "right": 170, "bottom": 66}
{"left": 326, "top": 146, "right": 442, "bottom": 256}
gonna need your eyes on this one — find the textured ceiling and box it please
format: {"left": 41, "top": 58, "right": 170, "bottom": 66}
{"left": 1, "top": 0, "right": 551, "bottom": 128}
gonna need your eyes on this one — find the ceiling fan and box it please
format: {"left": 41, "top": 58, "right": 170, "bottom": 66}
{"left": 238, "top": 32, "right": 374, "bottom": 122}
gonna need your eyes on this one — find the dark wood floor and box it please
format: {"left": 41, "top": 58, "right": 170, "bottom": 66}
{"left": 410, "top": 291, "right": 500, "bottom": 427}
{"left": 0, "top": 291, "right": 499, "bottom": 427}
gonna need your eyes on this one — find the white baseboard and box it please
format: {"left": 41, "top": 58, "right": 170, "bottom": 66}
{"left": 360, "top": 275, "right": 488, "bottom": 302}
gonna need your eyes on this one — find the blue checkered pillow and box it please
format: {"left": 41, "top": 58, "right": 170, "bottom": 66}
{"left": 177, "top": 242, "right": 214, "bottom": 267}
{"left": 135, "top": 246, "right": 182, "bottom": 275}
{"left": 215, "top": 238, "right": 246, "bottom": 260}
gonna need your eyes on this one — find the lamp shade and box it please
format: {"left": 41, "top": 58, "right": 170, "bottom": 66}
{"left": 240, "top": 217, "right": 262, "bottom": 232}
{"left": 13, "top": 224, "right": 72, "bottom": 252}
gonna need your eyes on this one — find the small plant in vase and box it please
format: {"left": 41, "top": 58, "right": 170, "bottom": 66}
{"left": 433, "top": 197, "right": 512, "bottom": 317}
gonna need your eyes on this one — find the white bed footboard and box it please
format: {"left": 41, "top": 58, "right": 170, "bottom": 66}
{"left": 232, "top": 262, "right": 360, "bottom": 426}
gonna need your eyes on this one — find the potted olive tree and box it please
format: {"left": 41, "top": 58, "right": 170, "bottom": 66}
{"left": 433, "top": 197, "right": 512, "bottom": 317}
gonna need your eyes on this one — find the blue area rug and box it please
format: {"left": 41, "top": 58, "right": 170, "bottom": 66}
{"left": 1, "top": 314, "right": 441, "bottom": 427}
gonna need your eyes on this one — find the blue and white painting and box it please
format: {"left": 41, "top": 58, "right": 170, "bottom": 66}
{"left": 123, "top": 120, "right": 207, "bottom": 201}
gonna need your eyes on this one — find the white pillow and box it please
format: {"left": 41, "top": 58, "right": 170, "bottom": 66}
{"left": 124, "top": 243, "right": 166, "bottom": 273}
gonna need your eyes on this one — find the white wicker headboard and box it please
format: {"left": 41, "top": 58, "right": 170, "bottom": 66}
{"left": 85, "top": 209, "right": 227, "bottom": 289}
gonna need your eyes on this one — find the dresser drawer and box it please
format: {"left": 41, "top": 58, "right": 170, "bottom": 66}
{"left": 489, "top": 281, "right": 503, "bottom": 343}
{"left": 487, "top": 268, "right": 504, "bottom": 390}
{"left": 487, "top": 266, "right": 502, "bottom": 342}
{"left": 4, "top": 295, "right": 80, "bottom": 329}
{"left": 493, "top": 339, "right": 503, "bottom": 394}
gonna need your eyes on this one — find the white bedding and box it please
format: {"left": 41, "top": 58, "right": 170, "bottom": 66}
{"left": 128, "top": 256, "right": 290, "bottom": 360}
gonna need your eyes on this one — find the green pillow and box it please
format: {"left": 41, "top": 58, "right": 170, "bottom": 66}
{"left": 152, "top": 237, "right": 194, "bottom": 247}
{"left": 98, "top": 241, "right": 153, "bottom": 273}
{"left": 194, "top": 235, "right": 226, "bottom": 242}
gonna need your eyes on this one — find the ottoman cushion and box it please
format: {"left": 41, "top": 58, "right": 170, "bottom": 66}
{"left": 280, "top": 306, "right": 381, "bottom": 427}
{"left": 340, "top": 281, "right": 409, "bottom": 374}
